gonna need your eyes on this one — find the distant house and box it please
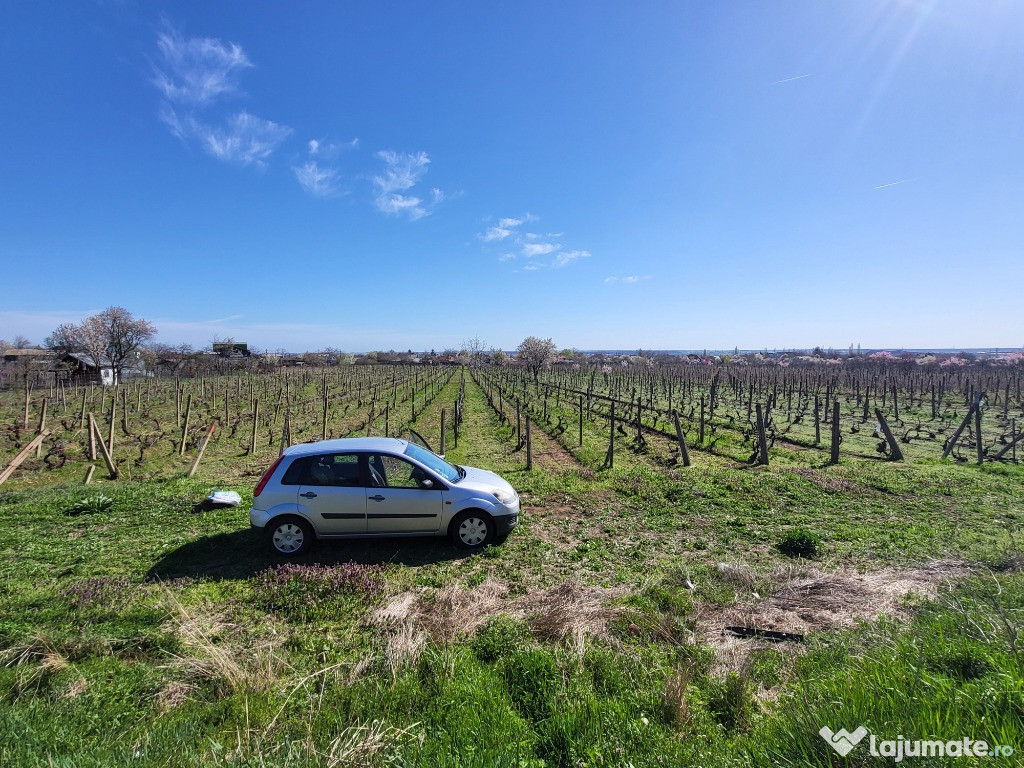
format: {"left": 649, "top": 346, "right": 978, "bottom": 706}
{"left": 212, "top": 342, "right": 250, "bottom": 357}
{"left": 3, "top": 347, "right": 55, "bottom": 364}
{"left": 50, "top": 353, "right": 148, "bottom": 386}
{"left": 1, "top": 348, "right": 57, "bottom": 385}
{"left": 61, "top": 353, "right": 117, "bottom": 386}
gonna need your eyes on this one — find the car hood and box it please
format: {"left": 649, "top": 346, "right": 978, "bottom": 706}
{"left": 457, "top": 465, "right": 517, "bottom": 497}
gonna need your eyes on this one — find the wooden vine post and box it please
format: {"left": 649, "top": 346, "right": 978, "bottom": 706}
{"left": 604, "top": 400, "right": 616, "bottom": 469}
{"left": 672, "top": 409, "right": 691, "bottom": 467}
{"left": 179, "top": 393, "right": 192, "bottom": 456}
{"left": 249, "top": 399, "right": 260, "bottom": 455}
{"left": 90, "top": 418, "right": 118, "bottom": 479}
{"left": 579, "top": 394, "right": 584, "bottom": 447}
{"left": 974, "top": 400, "right": 983, "bottom": 465}
{"left": 754, "top": 403, "right": 769, "bottom": 465}
{"left": 874, "top": 409, "right": 904, "bottom": 461}
{"left": 0, "top": 430, "right": 52, "bottom": 486}
{"left": 187, "top": 421, "right": 218, "bottom": 478}
{"left": 942, "top": 393, "right": 983, "bottom": 460}
{"left": 525, "top": 418, "right": 532, "bottom": 470}
{"left": 321, "top": 385, "right": 329, "bottom": 441}
{"left": 829, "top": 401, "right": 841, "bottom": 465}
{"left": 35, "top": 398, "right": 47, "bottom": 458}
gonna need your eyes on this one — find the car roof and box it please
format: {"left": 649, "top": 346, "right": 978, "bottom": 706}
{"left": 282, "top": 437, "right": 409, "bottom": 457}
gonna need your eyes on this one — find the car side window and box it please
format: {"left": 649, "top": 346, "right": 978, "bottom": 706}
{"left": 302, "top": 453, "right": 362, "bottom": 487}
{"left": 371, "top": 454, "right": 435, "bottom": 489}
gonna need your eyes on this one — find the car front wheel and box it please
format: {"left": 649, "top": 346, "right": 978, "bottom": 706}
{"left": 450, "top": 511, "right": 494, "bottom": 551}
{"left": 268, "top": 516, "right": 313, "bottom": 557}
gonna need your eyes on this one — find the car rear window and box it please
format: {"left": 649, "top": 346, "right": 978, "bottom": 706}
{"left": 281, "top": 456, "right": 312, "bottom": 485}
{"left": 281, "top": 453, "right": 363, "bottom": 486}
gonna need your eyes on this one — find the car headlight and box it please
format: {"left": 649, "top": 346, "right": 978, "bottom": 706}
{"left": 492, "top": 488, "right": 517, "bottom": 506}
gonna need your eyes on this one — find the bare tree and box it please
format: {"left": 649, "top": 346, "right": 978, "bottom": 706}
{"left": 516, "top": 336, "right": 557, "bottom": 381}
{"left": 491, "top": 348, "right": 508, "bottom": 366}
{"left": 462, "top": 336, "right": 487, "bottom": 367}
{"left": 45, "top": 307, "right": 156, "bottom": 384}
{"left": 321, "top": 346, "right": 344, "bottom": 366}
{"left": 13, "top": 335, "right": 32, "bottom": 349}
{"left": 44, "top": 324, "right": 80, "bottom": 353}
{"left": 142, "top": 342, "right": 196, "bottom": 376}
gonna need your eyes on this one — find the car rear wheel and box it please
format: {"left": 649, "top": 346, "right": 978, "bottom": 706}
{"left": 268, "top": 516, "right": 313, "bottom": 557}
{"left": 450, "top": 510, "right": 494, "bottom": 551}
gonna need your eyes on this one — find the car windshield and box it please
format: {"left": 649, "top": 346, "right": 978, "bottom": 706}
{"left": 404, "top": 442, "right": 461, "bottom": 483}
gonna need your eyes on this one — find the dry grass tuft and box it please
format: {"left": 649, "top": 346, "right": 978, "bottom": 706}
{"left": 369, "top": 579, "right": 625, "bottom": 659}
{"left": 1, "top": 634, "right": 71, "bottom": 693}
{"left": 716, "top": 562, "right": 757, "bottom": 591}
{"left": 419, "top": 580, "right": 507, "bottom": 642}
{"left": 322, "top": 719, "right": 422, "bottom": 767}
{"left": 162, "top": 590, "right": 284, "bottom": 695}
{"left": 64, "top": 675, "right": 89, "bottom": 699}
{"left": 383, "top": 622, "right": 426, "bottom": 679}
{"left": 662, "top": 666, "right": 692, "bottom": 729}
{"left": 155, "top": 680, "right": 196, "bottom": 713}
{"left": 371, "top": 581, "right": 508, "bottom": 676}
{"left": 514, "top": 581, "right": 624, "bottom": 651}
{"left": 698, "top": 559, "right": 971, "bottom": 677}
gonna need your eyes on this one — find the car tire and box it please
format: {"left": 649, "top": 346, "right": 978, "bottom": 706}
{"left": 449, "top": 510, "right": 494, "bottom": 551}
{"left": 268, "top": 516, "right": 314, "bottom": 557}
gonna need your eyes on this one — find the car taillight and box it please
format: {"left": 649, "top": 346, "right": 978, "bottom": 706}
{"left": 254, "top": 456, "right": 286, "bottom": 498}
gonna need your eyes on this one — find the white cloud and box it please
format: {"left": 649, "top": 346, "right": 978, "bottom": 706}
{"left": 153, "top": 25, "right": 291, "bottom": 170}
{"left": 478, "top": 213, "right": 539, "bottom": 242}
{"left": 605, "top": 275, "right": 651, "bottom": 284}
{"left": 553, "top": 250, "right": 591, "bottom": 268}
{"left": 521, "top": 241, "right": 560, "bottom": 258}
{"left": 161, "top": 106, "right": 290, "bottom": 168}
{"left": 153, "top": 24, "right": 251, "bottom": 106}
{"left": 480, "top": 213, "right": 588, "bottom": 271}
{"left": 306, "top": 137, "right": 358, "bottom": 160}
{"left": 372, "top": 150, "right": 441, "bottom": 219}
{"left": 293, "top": 137, "right": 361, "bottom": 195}
{"left": 201, "top": 112, "right": 292, "bottom": 167}
{"left": 294, "top": 161, "right": 339, "bottom": 197}
{"left": 480, "top": 217, "right": 523, "bottom": 242}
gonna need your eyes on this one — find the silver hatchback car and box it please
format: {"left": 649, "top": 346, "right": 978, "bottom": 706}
{"left": 250, "top": 437, "right": 520, "bottom": 556}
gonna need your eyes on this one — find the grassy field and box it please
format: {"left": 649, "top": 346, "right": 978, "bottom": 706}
{"left": 0, "top": 368, "right": 1022, "bottom": 766}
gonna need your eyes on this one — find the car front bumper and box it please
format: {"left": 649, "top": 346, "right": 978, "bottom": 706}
{"left": 494, "top": 511, "right": 519, "bottom": 538}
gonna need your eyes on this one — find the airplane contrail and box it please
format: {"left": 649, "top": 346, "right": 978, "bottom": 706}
{"left": 771, "top": 74, "right": 810, "bottom": 84}
{"left": 875, "top": 179, "right": 911, "bottom": 189}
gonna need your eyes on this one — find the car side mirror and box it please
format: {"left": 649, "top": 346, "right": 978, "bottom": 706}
{"left": 421, "top": 478, "right": 434, "bottom": 489}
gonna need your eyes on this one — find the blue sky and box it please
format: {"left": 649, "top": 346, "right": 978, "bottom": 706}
{"left": 1, "top": 1, "right": 1022, "bottom": 352}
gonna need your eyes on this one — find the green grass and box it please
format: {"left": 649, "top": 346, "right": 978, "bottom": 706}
{"left": 1, "top": 368, "right": 1022, "bottom": 766}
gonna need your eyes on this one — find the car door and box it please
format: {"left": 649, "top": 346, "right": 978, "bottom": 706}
{"left": 365, "top": 452, "right": 444, "bottom": 534}
{"left": 295, "top": 453, "right": 367, "bottom": 535}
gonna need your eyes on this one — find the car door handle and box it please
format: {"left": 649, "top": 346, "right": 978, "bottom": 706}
{"left": 368, "top": 495, "right": 385, "bottom": 501}
{"left": 300, "top": 492, "right": 317, "bottom": 498}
